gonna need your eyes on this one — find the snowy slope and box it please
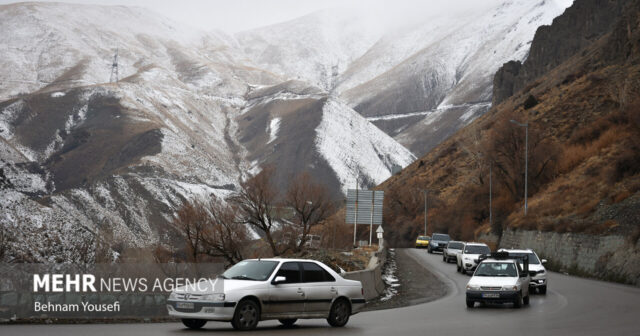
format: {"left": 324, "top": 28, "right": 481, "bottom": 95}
{"left": 315, "top": 99, "right": 415, "bottom": 193}
{"left": 236, "top": 10, "right": 383, "bottom": 91}
{"left": 0, "top": 2, "right": 260, "bottom": 100}
{"left": 337, "top": 0, "right": 572, "bottom": 155}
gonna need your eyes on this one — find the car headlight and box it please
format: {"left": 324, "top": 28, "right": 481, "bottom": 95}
{"left": 169, "top": 292, "right": 178, "bottom": 300}
{"left": 502, "top": 285, "right": 518, "bottom": 291}
{"left": 204, "top": 293, "right": 225, "bottom": 302}
{"left": 466, "top": 284, "right": 480, "bottom": 290}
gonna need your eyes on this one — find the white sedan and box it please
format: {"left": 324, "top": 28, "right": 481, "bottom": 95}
{"left": 167, "top": 258, "right": 366, "bottom": 330}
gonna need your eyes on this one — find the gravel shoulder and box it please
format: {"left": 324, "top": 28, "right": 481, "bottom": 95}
{"left": 363, "top": 248, "right": 447, "bottom": 311}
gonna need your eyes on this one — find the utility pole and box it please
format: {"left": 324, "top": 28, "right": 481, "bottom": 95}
{"left": 353, "top": 174, "right": 360, "bottom": 247}
{"left": 489, "top": 163, "right": 493, "bottom": 228}
{"left": 109, "top": 48, "right": 119, "bottom": 83}
{"left": 423, "top": 190, "right": 428, "bottom": 235}
{"left": 510, "top": 120, "right": 529, "bottom": 216}
{"left": 369, "top": 190, "right": 375, "bottom": 246}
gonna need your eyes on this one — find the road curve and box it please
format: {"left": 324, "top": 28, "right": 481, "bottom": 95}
{"left": 3, "top": 248, "right": 640, "bottom": 335}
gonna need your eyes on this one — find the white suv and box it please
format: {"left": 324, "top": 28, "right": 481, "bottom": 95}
{"left": 465, "top": 252, "right": 531, "bottom": 308}
{"left": 499, "top": 248, "right": 548, "bottom": 294}
{"left": 456, "top": 242, "right": 491, "bottom": 274}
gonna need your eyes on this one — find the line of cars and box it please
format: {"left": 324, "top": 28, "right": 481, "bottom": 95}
{"left": 417, "top": 233, "right": 549, "bottom": 308}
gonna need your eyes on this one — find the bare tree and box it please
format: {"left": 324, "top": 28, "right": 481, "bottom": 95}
{"left": 285, "top": 172, "right": 335, "bottom": 252}
{"left": 174, "top": 201, "right": 209, "bottom": 262}
{"left": 201, "top": 199, "right": 247, "bottom": 265}
{"left": 174, "top": 199, "right": 248, "bottom": 265}
{"left": 231, "top": 166, "right": 283, "bottom": 256}
{"left": 0, "top": 226, "right": 7, "bottom": 261}
{"left": 485, "top": 117, "right": 558, "bottom": 202}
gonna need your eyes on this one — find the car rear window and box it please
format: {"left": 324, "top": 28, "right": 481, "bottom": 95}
{"left": 465, "top": 245, "right": 490, "bottom": 254}
{"left": 432, "top": 234, "right": 451, "bottom": 241}
{"left": 301, "top": 262, "right": 335, "bottom": 282}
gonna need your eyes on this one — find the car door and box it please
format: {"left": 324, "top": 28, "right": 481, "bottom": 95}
{"left": 265, "top": 262, "right": 305, "bottom": 316}
{"left": 300, "top": 262, "right": 336, "bottom": 314}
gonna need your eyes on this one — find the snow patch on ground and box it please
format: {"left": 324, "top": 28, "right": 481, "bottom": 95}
{"left": 50, "top": 91, "right": 65, "bottom": 98}
{"left": 380, "top": 249, "right": 400, "bottom": 302}
{"left": 267, "top": 117, "right": 280, "bottom": 144}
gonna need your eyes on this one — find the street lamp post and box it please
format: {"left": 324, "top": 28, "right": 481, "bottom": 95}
{"left": 423, "top": 190, "right": 429, "bottom": 235}
{"left": 510, "top": 119, "right": 528, "bottom": 216}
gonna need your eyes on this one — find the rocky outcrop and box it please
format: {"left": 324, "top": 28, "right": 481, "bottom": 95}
{"left": 493, "top": 0, "right": 628, "bottom": 105}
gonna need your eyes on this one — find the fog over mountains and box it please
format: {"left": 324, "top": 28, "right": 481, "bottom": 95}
{"left": 0, "top": 1, "right": 570, "bottom": 261}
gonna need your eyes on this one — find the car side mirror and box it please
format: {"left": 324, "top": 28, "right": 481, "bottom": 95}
{"left": 272, "top": 276, "right": 286, "bottom": 285}
{"left": 541, "top": 259, "right": 547, "bottom": 264}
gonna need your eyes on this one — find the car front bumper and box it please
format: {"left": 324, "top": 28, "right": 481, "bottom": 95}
{"left": 167, "top": 300, "right": 236, "bottom": 321}
{"left": 466, "top": 291, "right": 519, "bottom": 303}
{"left": 429, "top": 244, "right": 446, "bottom": 251}
{"left": 416, "top": 242, "right": 429, "bottom": 248}
{"left": 463, "top": 262, "right": 478, "bottom": 272}
{"left": 529, "top": 277, "right": 547, "bottom": 287}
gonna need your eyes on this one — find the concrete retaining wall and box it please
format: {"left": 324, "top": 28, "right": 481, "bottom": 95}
{"left": 343, "top": 249, "right": 387, "bottom": 300}
{"left": 491, "top": 229, "right": 640, "bottom": 286}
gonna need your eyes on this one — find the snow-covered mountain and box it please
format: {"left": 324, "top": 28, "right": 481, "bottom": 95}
{"left": 0, "top": 2, "right": 413, "bottom": 262}
{"left": 239, "top": 0, "right": 573, "bottom": 155}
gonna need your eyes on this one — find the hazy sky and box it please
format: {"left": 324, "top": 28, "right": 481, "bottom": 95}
{"left": 0, "top": 0, "right": 518, "bottom": 32}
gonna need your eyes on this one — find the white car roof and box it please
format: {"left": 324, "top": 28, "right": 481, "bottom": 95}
{"left": 498, "top": 248, "right": 534, "bottom": 253}
{"left": 244, "top": 258, "right": 322, "bottom": 263}
{"left": 465, "top": 242, "right": 488, "bottom": 246}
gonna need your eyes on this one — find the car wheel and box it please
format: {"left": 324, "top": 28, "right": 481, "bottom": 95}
{"left": 232, "top": 299, "right": 260, "bottom": 331}
{"left": 327, "top": 298, "right": 351, "bottom": 327}
{"left": 523, "top": 294, "right": 530, "bottom": 305}
{"left": 466, "top": 300, "right": 474, "bottom": 308}
{"left": 456, "top": 263, "right": 461, "bottom": 272}
{"left": 428, "top": 247, "right": 432, "bottom": 254}
{"left": 182, "top": 319, "right": 206, "bottom": 330}
{"left": 442, "top": 254, "right": 446, "bottom": 262}
{"left": 279, "top": 319, "right": 297, "bottom": 327}
{"left": 539, "top": 286, "right": 547, "bottom": 295}
{"left": 461, "top": 268, "right": 466, "bottom": 275}
{"left": 513, "top": 293, "right": 523, "bottom": 308}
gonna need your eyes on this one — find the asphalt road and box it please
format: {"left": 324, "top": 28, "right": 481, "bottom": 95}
{"left": 3, "top": 248, "right": 640, "bottom": 335}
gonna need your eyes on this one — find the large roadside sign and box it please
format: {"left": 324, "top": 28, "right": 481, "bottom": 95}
{"left": 345, "top": 189, "right": 384, "bottom": 225}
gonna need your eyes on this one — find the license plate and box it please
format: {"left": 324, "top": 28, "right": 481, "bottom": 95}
{"left": 176, "top": 302, "right": 194, "bottom": 309}
{"left": 482, "top": 293, "right": 500, "bottom": 298}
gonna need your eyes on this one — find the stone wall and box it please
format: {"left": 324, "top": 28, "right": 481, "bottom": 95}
{"left": 493, "top": 229, "right": 640, "bottom": 286}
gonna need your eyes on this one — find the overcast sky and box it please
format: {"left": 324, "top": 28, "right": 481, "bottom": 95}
{"left": 0, "top": 0, "right": 519, "bottom": 32}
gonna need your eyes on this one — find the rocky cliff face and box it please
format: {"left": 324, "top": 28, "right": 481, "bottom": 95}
{"left": 493, "top": 0, "right": 627, "bottom": 105}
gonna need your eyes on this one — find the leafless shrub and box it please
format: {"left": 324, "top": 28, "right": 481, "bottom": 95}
{"left": 230, "top": 166, "right": 283, "bottom": 256}
{"left": 285, "top": 172, "right": 335, "bottom": 252}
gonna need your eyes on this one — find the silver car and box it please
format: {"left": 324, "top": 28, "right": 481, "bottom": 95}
{"left": 167, "top": 258, "right": 365, "bottom": 330}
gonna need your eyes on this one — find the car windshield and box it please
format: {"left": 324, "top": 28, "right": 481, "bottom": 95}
{"left": 448, "top": 242, "right": 464, "bottom": 249}
{"left": 220, "top": 260, "right": 279, "bottom": 281}
{"left": 432, "top": 234, "right": 450, "bottom": 241}
{"left": 418, "top": 236, "right": 430, "bottom": 240}
{"left": 507, "top": 252, "right": 541, "bottom": 264}
{"left": 465, "top": 245, "right": 490, "bottom": 254}
{"left": 474, "top": 262, "right": 518, "bottom": 277}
